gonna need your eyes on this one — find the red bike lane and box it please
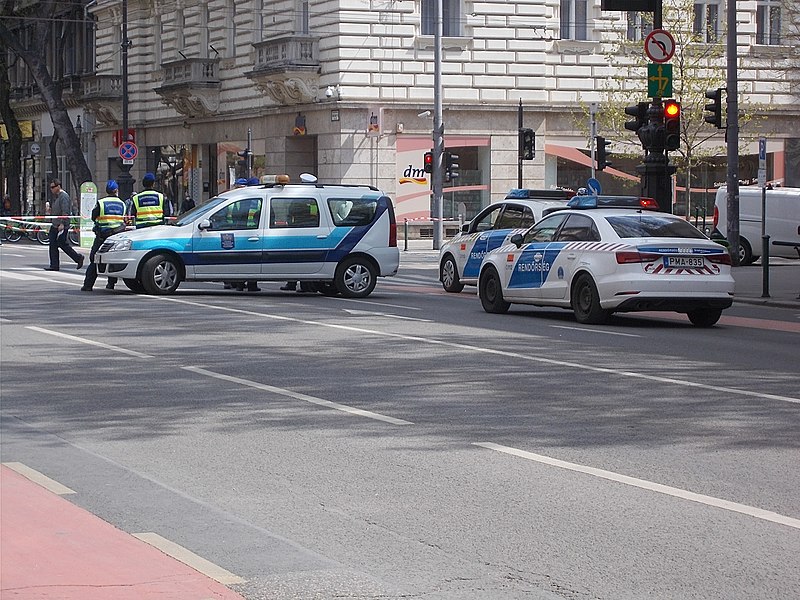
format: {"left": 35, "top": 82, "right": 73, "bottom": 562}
{"left": 0, "top": 465, "right": 245, "bottom": 600}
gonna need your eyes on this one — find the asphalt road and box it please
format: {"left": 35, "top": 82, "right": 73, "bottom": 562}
{"left": 2, "top": 243, "right": 799, "bottom": 599}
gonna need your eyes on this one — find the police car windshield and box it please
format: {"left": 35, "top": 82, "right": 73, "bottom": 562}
{"left": 173, "top": 196, "right": 228, "bottom": 226}
{"left": 606, "top": 214, "right": 707, "bottom": 239}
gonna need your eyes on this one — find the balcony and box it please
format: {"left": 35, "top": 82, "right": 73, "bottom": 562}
{"left": 155, "top": 57, "right": 221, "bottom": 117}
{"left": 246, "top": 34, "right": 320, "bottom": 105}
{"left": 80, "top": 74, "right": 122, "bottom": 126}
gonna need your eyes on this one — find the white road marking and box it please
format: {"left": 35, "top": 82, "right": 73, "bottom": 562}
{"left": 158, "top": 297, "right": 800, "bottom": 405}
{"left": 550, "top": 324, "right": 641, "bottom": 338}
{"left": 342, "top": 308, "right": 431, "bottom": 322}
{"left": 322, "top": 296, "right": 422, "bottom": 310}
{"left": 132, "top": 532, "right": 246, "bottom": 585}
{"left": 183, "top": 365, "right": 413, "bottom": 425}
{"left": 3, "top": 462, "right": 76, "bottom": 495}
{"left": 475, "top": 442, "right": 800, "bottom": 531}
{"left": 25, "top": 326, "right": 153, "bottom": 358}
{"left": 0, "top": 252, "right": 26, "bottom": 257}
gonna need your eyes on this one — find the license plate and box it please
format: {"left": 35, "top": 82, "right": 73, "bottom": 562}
{"left": 665, "top": 256, "right": 704, "bottom": 268}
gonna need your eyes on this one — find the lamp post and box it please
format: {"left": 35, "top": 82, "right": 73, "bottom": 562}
{"left": 117, "top": 0, "right": 134, "bottom": 201}
{"left": 75, "top": 115, "right": 82, "bottom": 150}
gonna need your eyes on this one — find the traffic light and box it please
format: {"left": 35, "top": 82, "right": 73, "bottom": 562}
{"left": 595, "top": 136, "right": 611, "bottom": 171}
{"left": 423, "top": 151, "right": 433, "bottom": 173}
{"left": 704, "top": 88, "right": 723, "bottom": 129}
{"left": 624, "top": 101, "right": 649, "bottom": 133}
{"left": 445, "top": 151, "right": 460, "bottom": 182}
{"left": 237, "top": 148, "right": 252, "bottom": 175}
{"left": 663, "top": 99, "right": 681, "bottom": 151}
{"left": 519, "top": 128, "right": 535, "bottom": 160}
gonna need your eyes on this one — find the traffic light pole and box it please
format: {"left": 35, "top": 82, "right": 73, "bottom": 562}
{"left": 117, "top": 0, "right": 134, "bottom": 202}
{"left": 726, "top": 0, "right": 740, "bottom": 266}
{"left": 431, "top": 0, "right": 444, "bottom": 250}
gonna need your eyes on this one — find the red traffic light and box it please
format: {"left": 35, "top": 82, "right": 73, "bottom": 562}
{"left": 664, "top": 101, "right": 680, "bottom": 118}
{"left": 423, "top": 151, "right": 433, "bottom": 173}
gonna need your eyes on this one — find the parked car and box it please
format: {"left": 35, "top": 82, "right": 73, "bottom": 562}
{"left": 713, "top": 186, "right": 800, "bottom": 264}
{"left": 478, "top": 195, "right": 734, "bottom": 327}
{"left": 438, "top": 189, "right": 573, "bottom": 292}
{"left": 95, "top": 176, "right": 399, "bottom": 298}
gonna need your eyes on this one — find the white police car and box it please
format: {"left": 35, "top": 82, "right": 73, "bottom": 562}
{"left": 95, "top": 176, "right": 399, "bottom": 298}
{"left": 439, "top": 189, "right": 573, "bottom": 292}
{"left": 477, "top": 195, "right": 735, "bottom": 327}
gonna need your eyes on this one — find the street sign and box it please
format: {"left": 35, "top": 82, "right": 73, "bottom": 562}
{"left": 119, "top": 141, "right": 138, "bottom": 161}
{"left": 644, "top": 29, "right": 675, "bottom": 63}
{"left": 758, "top": 137, "right": 767, "bottom": 187}
{"left": 587, "top": 177, "right": 602, "bottom": 195}
{"left": 647, "top": 63, "right": 673, "bottom": 98}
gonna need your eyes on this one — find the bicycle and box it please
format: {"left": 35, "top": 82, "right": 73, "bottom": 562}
{"left": 1, "top": 219, "right": 23, "bottom": 242}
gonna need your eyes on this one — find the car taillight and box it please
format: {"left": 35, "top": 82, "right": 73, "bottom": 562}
{"left": 616, "top": 251, "right": 661, "bottom": 264}
{"left": 707, "top": 252, "right": 731, "bottom": 265}
{"left": 639, "top": 197, "right": 658, "bottom": 210}
{"left": 389, "top": 222, "right": 397, "bottom": 247}
{"left": 713, "top": 205, "right": 719, "bottom": 228}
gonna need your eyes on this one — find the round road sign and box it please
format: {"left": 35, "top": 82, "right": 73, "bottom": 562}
{"left": 119, "top": 141, "right": 138, "bottom": 161}
{"left": 644, "top": 29, "right": 676, "bottom": 64}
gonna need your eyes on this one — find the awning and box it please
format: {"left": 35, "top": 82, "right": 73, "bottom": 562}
{"left": 545, "top": 144, "right": 638, "bottom": 182}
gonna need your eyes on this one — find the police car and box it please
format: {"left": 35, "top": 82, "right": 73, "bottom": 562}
{"left": 94, "top": 176, "right": 399, "bottom": 298}
{"left": 477, "top": 195, "right": 735, "bottom": 327}
{"left": 439, "top": 189, "right": 573, "bottom": 292}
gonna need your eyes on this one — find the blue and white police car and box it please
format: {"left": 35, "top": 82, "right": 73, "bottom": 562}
{"left": 95, "top": 176, "right": 399, "bottom": 298}
{"left": 439, "top": 189, "right": 573, "bottom": 292}
{"left": 477, "top": 195, "right": 735, "bottom": 327}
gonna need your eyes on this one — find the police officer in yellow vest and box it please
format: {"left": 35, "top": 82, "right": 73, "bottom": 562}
{"left": 81, "top": 180, "right": 127, "bottom": 291}
{"left": 129, "top": 172, "right": 170, "bottom": 228}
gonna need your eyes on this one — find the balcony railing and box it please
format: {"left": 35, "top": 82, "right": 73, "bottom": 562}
{"left": 160, "top": 58, "right": 220, "bottom": 87}
{"left": 81, "top": 74, "right": 122, "bottom": 100}
{"left": 252, "top": 34, "right": 319, "bottom": 72}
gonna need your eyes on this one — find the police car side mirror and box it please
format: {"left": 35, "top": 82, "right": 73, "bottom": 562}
{"left": 510, "top": 233, "right": 524, "bottom": 248}
{"left": 461, "top": 223, "right": 469, "bottom": 233}
{"left": 198, "top": 219, "right": 211, "bottom": 231}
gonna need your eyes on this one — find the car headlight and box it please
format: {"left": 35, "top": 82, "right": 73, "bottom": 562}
{"left": 106, "top": 237, "right": 132, "bottom": 252}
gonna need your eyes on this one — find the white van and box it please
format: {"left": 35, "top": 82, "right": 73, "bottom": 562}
{"left": 713, "top": 186, "right": 800, "bottom": 264}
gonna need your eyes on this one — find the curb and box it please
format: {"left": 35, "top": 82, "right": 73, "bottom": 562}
{"left": 734, "top": 297, "right": 800, "bottom": 310}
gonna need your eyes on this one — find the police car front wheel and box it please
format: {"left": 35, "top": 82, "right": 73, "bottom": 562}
{"left": 440, "top": 255, "right": 465, "bottom": 293}
{"left": 141, "top": 254, "right": 181, "bottom": 295}
{"left": 336, "top": 257, "right": 377, "bottom": 298}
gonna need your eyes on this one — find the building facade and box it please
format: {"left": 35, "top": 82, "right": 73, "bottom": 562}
{"left": 6, "top": 0, "right": 799, "bottom": 220}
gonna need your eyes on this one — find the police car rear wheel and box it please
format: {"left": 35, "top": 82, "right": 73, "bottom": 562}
{"left": 687, "top": 307, "right": 722, "bottom": 327}
{"left": 336, "top": 257, "right": 376, "bottom": 298}
{"left": 141, "top": 254, "right": 181, "bottom": 295}
{"left": 440, "top": 255, "right": 464, "bottom": 293}
{"left": 571, "top": 274, "right": 609, "bottom": 324}
{"left": 123, "top": 278, "right": 145, "bottom": 293}
{"left": 479, "top": 267, "right": 510, "bottom": 314}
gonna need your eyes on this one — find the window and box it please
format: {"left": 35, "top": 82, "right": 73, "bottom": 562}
{"left": 626, "top": 11, "right": 652, "bottom": 41}
{"left": 176, "top": 9, "right": 185, "bottom": 52}
{"left": 756, "top": 0, "right": 782, "bottom": 45}
{"left": 495, "top": 205, "right": 535, "bottom": 230}
{"left": 328, "top": 197, "right": 378, "bottom": 227}
{"left": 693, "top": 0, "right": 721, "bottom": 42}
{"left": 556, "top": 214, "right": 600, "bottom": 242}
{"left": 421, "top": 0, "right": 461, "bottom": 37}
{"left": 226, "top": 0, "right": 236, "bottom": 57}
{"left": 270, "top": 198, "right": 320, "bottom": 228}
{"left": 297, "top": 0, "right": 310, "bottom": 34}
{"left": 201, "top": 3, "right": 210, "bottom": 57}
{"left": 209, "top": 199, "right": 262, "bottom": 230}
{"left": 155, "top": 15, "right": 163, "bottom": 65}
{"left": 606, "top": 215, "right": 707, "bottom": 239}
{"left": 522, "top": 214, "right": 568, "bottom": 244}
{"left": 472, "top": 206, "right": 503, "bottom": 232}
{"left": 560, "top": 0, "right": 588, "bottom": 41}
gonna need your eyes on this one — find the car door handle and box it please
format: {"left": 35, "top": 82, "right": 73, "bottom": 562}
{"left": 247, "top": 236, "right": 260, "bottom": 242}
{"left": 316, "top": 234, "right": 328, "bottom": 239}
{"left": 566, "top": 252, "right": 577, "bottom": 259}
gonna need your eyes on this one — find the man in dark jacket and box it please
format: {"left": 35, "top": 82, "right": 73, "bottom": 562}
{"left": 45, "top": 179, "right": 84, "bottom": 271}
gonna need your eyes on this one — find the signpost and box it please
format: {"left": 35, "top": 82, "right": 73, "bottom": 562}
{"left": 759, "top": 137, "right": 769, "bottom": 297}
{"left": 644, "top": 29, "right": 675, "bottom": 63}
{"left": 119, "top": 141, "right": 138, "bottom": 166}
{"left": 79, "top": 181, "right": 98, "bottom": 249}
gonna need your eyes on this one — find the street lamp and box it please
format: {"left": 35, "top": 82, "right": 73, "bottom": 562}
{"left": 75, "top": 115, "right": 82, "bottom": 149}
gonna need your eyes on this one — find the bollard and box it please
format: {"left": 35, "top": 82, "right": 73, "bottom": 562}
{"left": 403, "top": 218, "right": 408, "bottom": 252}
{"left": 761, "top": 234, "right": 770, "bottom": 298}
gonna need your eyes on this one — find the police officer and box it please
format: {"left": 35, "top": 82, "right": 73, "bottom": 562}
{"left": 81, "top": 180, "right": 127, "bottom": 291}
{"left": 129, "top": 172, "right": 170, "bottom": 228}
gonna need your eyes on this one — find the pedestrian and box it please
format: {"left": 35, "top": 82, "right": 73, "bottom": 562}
{"left": 128, "top": 172, "right": 170, "bottom": 228}
{"left": 81, "top": 180, "right": 127, "bottom": 292}
{"left": 180, "top": 195, "right": 196, "bottom": 214}
{"left": 45, "top": 179, "right": 84, "bottom": 271}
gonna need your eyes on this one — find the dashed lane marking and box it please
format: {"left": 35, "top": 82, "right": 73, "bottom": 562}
{"left": 132, "top": 532, "right": 246, "bottom": 585}
{"left": 475, "top": 442, "right": 800, "bottom": 531}
{"left": 183, "top": 365, "right": 413, "bottom": 425}
{"left": 550, "top": 325, "right": 641, "bottom": 338}
{"left": 25, "top": 326, "right": 154, "bottom": 358}
{"left": 3, "top": 462, "right": 76, "bottom": 495}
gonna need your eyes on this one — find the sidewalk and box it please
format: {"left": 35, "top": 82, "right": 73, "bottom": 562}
{"left": 0, "top": 464, "right": 245, "bottom": 600}
{"left": 400, "top": 239, "right": 800, "bottom": 309}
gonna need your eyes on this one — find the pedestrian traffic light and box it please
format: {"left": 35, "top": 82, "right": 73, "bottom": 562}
{"left": 423, "top": 151, "right": 433, "bottom": 173}
{"left": 704, "top": 88, "right": 723, "bottom": 129}
{"left": 595, "top": 136, "right": 612, "bottom": 171}
{"left": 519, "top": 128, "right": 535, "bottom": 160}
{"left": 237, "top": 148, "right": 252, "bottom": 174}
{"left": 663, "top": 100, "right": 681, "bottom": 151}
{"left": 445, "top": 151, "right": 460, "bottom": 182}
{"left": 624, "top": 101, "right": 649, "bottom": 133}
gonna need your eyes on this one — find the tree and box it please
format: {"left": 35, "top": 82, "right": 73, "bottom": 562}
{"left": 0, "top": 40, "right": 23, "bottom": 215}
{"left": 0, "top": 0, "right": 91, "bottom": 195}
